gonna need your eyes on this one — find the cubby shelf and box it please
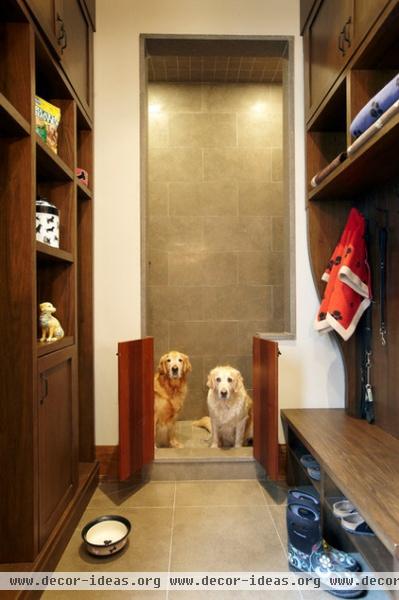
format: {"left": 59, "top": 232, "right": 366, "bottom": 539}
{"left": 36, "top": 135, "right": 74, "bottom": 181}
{"left": 0, "top": 92, "right": 30, "bottom": 137}
{"left": 308, "top": 110, "right": 399, "bottom": 201}
{"left": 37, "top": 336, "right": 74, "bottom": 358}
{"left": 36, "top": 241, "right": 74, "bottom": 263}
{"left": 76, "top": 178, "right": 92, "bottom": 199}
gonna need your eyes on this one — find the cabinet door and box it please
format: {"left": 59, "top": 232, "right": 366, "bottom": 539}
{"left": 59, "top": 0, "right": 92, "bottom": 112}
{"left": 253, "top": 337, "right": 279, "bottom": 481}
{"left": 118, "top": 338, "right": 154, "bottom": 481}
{"left": 38, "top": 347, "right": 78, "bottom": 548}
{"left": 307, "top": 0, "right": 352, "bottom": 115}
{"left": 25, "top": 0, "right": 60, "bottom": 54}
{"left": 354, "top": 0, "right": 389, "bottom": 47}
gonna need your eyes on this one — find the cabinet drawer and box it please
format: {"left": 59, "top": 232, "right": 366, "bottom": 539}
{"left": 306, "top": 0, "right": 353, "bottom": 117}
{"left": 38, "top": 347, "right": 78, "bottom": 548}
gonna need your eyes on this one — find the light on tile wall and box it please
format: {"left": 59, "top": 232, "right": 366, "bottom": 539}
{"left": 251, "top": 101, "right": 267, "bottom": 114}
{"left": 149, "top": 102, "right": 162, "bottom": 114}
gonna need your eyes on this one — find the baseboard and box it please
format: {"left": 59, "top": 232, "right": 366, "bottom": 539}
{"left": 96, "top": 445, "right": 119, "bottom": 480}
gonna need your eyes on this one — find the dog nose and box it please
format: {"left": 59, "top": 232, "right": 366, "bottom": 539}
{"left": 220, "top": 390, "right": 228, "bottom": 398}
{"left": 172, "top": 366, "right": 178, "bottom": 373}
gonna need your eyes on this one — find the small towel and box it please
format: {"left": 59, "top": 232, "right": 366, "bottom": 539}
{"left": 310, "top": 152, "right": 347, "bottom": 188}
{"left": 315, "top": 208, "right": 372, "bottom": 341}
{"left": 347, "top": 99, "right": 399, "bottom": 156}
{"left": 350, "top": 73, "right": 399, "bottom": 138}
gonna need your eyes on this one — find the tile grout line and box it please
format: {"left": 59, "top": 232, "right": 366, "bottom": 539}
{"left": 166, "top": 481, "right": 177, "bottom": 600}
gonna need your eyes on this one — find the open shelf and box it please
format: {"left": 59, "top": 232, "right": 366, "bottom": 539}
{"left": 77, "top": 178, "right": 92, "bottom": 200}
{"left": 37, "top": 336, "right": 74, "bottom": 357}
{"left": 0, "top": 92, "right": 30, "bottom": 136}
{"left": 36, "top": 241, "right": 73, "bottom": 263}
{"left": 288, "top": 445, "right": 321, "bottom": 494}
{"left": 36, "top": 135, "right": 74, "bottom": 181}
{"left": 308, "top": 109, "right": 399, "bottom": 201}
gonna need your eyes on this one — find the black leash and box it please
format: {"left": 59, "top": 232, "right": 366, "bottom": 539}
{"left": 362, "top": 306, "right": 375, "bottom": 424}
{"left": 379, "top": 225, "right": 388, "bottom": 346}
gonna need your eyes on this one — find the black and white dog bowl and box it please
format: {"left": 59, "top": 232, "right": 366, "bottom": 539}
{"left": 81, "top": 515, "right": 131, "bottom": 556}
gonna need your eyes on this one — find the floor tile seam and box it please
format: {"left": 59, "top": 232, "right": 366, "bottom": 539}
{"left": 166, "top": 482, "right": 177, "bottom": 600}
{"left": 265, "top": 502, "right": 288, "bottom": 560}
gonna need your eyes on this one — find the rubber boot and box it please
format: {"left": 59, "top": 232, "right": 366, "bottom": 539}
{"left": 287, "top": 501, "right": 364, "bottom": 598}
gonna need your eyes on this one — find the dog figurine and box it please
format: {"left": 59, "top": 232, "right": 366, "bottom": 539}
{"left": 39, "top": 301, "right": 64, "bottom": 342}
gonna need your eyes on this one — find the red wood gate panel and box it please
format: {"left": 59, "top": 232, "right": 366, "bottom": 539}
{"left": 253, "top": 337, "right": 279, "bottom": 480}
{"left": 118, "top": 337, "right": 154, "bottom": 480}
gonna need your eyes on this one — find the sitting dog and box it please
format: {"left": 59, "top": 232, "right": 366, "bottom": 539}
{"left": 154, "top": 351, "right": 192, "bottom": 448}
{"left": 39, "top": 302, "right": 64, "bottom": 342}
{"left": 206, "top": 365, "right": 253, "bottom": 448}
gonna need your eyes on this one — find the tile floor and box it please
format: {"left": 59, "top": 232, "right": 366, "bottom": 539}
{"left": 42, "top": 479, "right": 386, "bottom": 599}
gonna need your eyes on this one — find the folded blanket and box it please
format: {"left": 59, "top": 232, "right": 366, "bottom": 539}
{"left": 350, "top": 73, "right": 399, "bottom": 138}
{"left": 310, "top": 152, "right": 347, "bottom": 188}
{"left": 347, "top": 99, "right": 399, "bottom": 156}
{"left": 315, "top": 208, "right": 372, "bottom": 341}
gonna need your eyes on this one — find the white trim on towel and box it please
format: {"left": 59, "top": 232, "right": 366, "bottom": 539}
{"left": 338, "top": 265, "right": 370, "bottom": 298}
{"left": 321, "top": 272, "right": 330, "bottom": 282}
{"left": 325, "top": 297, "right": 371, "bottom": 341}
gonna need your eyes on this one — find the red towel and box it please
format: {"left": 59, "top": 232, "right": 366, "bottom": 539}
{"left": 315, "top": 208, "right": 372, "bottom": 341}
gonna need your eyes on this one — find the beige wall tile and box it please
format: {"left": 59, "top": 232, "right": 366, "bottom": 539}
{"left": 149, "top": 147, "right": 203, "bottom": 182}
{"left": 148, "top": 216, "right": 204, "bottom": 252}
{"left": 148, "top": 182, "right": 169, "bottom": 216}
{"left": 169, "top": 180, "right": 238, "bottom": 216}
{"left": 203, "top": 216, "right": 271, "bottom": 252}
{"left": 272, "top": 216, "right": 284, "bottom": 252}
{"left": 146, "top": 320, "right": 169, "bottom": 360}
{"left": 203, "top": 147, "right": 271, "bottom": 181}
{"left": 237, "top": 112, "right": 282, "bottom": 148}
{"left": 148, "top": 111, "right": 169, "bottom": 147}
{"left": 168, "top": 252, "right": 238, "bottom": 286}
{"left": 148, "top": 286, "right": 204, "bottom": 322}
{"left": 273, "top": 285, "right": 285, "bottom": 321}
{"left": 238, "top": 252, "right": 284, "bottom": 285}
{"left": 169, "top": 321, "right": 239, "bottom": 356}
{"left": 202, "top": 285, "right": 272, "bottom": 320}
{"left": 202, "top": 83, "right": 270, "bottom": 113}
{"left": 149, "top": 82, "right": 202, "bottom": 112}
{"left": 272, "top": 147, "right": 283, "bottom": 182}
{"left": 238, "top": 181, "right": 283, "bottom": 216}
{"left": 169, "top": 113, "right": 236, "bottom": 147}
{"left": 147, "top": 251, "right": 168, "bottom": 286}
{"left": 238, "top": 321, "right": 278, "bottom": 355}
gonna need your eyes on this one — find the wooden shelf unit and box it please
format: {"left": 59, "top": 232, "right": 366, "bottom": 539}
{"left": 0, "top": 0, "right": 96, "bottom": 583}
{"left": 304, "top": 0, "right": 399, "bottom": 432}
{"left": 282, "top": 409, "right": 399, "bottom": 572}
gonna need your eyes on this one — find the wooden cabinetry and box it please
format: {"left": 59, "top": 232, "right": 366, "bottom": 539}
{"left": 0, "top": 0, "right": 97, "bottom": 582}
{"left": 305, "top": 0, "right": 353, "bottom": 115}
{"left": 302, "top": 0, "right": 399, "bottom": 435}
{"left": 24, "top": 0, "right": 93, "bottom": 116}
{"left": 38, "top": 347, "right": 78, "bottom": 548}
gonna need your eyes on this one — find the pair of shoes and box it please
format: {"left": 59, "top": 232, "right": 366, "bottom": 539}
{"left": 287, "top": 489, "right": 364, "bottom": 598}
{"left": 333, "top": 500, "right": 374, "bottom": 536}
{"left": 300, "top": 454, "right": 321, "bottom": 481}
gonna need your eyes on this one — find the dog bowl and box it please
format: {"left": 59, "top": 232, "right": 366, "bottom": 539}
{"left": 81, "top": 515, "right": 131, "bottom": 556}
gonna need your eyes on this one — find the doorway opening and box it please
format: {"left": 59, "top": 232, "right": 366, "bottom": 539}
{"left": 140, "top": 35, "right": 295, "bottom": 465}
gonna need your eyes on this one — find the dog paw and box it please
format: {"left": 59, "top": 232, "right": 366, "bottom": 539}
{"left": 211, "top": 443, "right": 219, "bottom": 449}
{"left": 170, "top": 440, "right": 183, "bottom": 449}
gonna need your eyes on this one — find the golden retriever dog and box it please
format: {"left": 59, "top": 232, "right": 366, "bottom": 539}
{"left": 206, "top": 366, "right": 253, "bottom": 448}
{"left": 154, "top": 351, "right": 192, "bottom": 448}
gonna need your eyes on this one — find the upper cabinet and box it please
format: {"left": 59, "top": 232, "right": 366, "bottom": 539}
{"left": 303, "top": 0, "right": 391, "bottom": 121}
{"left": 25, "top": 0, "right": 94, "bottom": 117}
{"left": 353, "top": 0, "right": 390, "bottom": 47}
{"left": 304, "top": 0, "right": 353, "bottom": 118}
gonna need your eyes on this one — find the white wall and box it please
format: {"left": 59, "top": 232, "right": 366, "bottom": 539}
{"left": 94, "top": 0, "right": 345, "bottom": 445}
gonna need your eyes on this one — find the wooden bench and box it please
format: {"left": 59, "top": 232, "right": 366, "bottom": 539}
{"left": 281, "top": 409, "right": 399, "bottom": 573}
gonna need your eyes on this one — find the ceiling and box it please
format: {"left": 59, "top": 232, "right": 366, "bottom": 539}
{"left": 146, "top": 38, "right": 288, "bottom": 84}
